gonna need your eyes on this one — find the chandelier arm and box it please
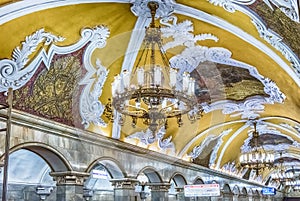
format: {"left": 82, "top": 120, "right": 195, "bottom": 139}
{"left": 157, "top": 39, "right": 173, "bottom": 68}
{"left": 127, "top": 104, "right": 148, "bottom": 113}
{"left": 133, "top": 40, "right": 151, "bottom": 73}
{"left": 159, "top": 102, "right": 177, "bottom": 113}
{"left": 110, "top": 1, "right": 198, "bottom": 133}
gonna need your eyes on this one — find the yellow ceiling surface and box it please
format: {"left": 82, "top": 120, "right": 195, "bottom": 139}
{"left": 0, "top": 0, "right": 299, "bottom": 181}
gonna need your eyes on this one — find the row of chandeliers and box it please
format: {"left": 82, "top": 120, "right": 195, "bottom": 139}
{"left": 105, "top": 0, "right": 299, "bottom": 191}
{"left": 238, "top": 121, "right": 298, "bottom": 189}
{"left": 239, "top": 121, "right": 275, "bottom": 175}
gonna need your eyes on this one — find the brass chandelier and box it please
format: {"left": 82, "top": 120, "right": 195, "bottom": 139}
{"left": 109, "top": 2, "right": 201, "bottom": 133}
{"left": 271, "top": 153, "right": 294, "bottom": 184}
{"left": 239, "top": 121, "right": 275, "bottom": 175}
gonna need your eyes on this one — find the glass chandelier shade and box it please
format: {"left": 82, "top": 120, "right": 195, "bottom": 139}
{"left": 110, "top": 2, "right": 201, "bottom": 133}
{"left": 239, "top": 122, "right": 275, "bottom": 174}
{"left": 272, "top": 170, "right": 294, "bottom": 182}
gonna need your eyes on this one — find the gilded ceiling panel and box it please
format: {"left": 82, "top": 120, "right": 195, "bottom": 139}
{"left": 0, "top": 50, "right": 84, "bottom": 127}
{"left": 192, "top": 61, "right": 266, "bottom": 103}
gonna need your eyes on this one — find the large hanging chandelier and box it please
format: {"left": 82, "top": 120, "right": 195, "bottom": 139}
{"left": 239, "top": 121, "right": 275, "bottom": 175}
{"left": 271, "top": 154, "right": 294, "bottom": 183}
{"left": 110, "top": 2, "right": 201, "bottom": 133}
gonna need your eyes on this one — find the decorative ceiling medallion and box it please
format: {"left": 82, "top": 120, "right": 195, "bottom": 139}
{"left": 0, "top": 26, "right": 110, "bottom": 129}
{"left": 12, "top": 53, "right": 82, "bottom": 126}
{"left": 204, "top": 0, "right": 300, "bottom": 77}
{"left": 130, "top": 0, "right": 175, "bottom": 18}
{"left": 160, "top": 18, "right": 285, "bottom": 119}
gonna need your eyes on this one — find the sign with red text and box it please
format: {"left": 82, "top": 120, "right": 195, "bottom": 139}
{"left": 184, "top": 184, "right": 220, "bottom": 197}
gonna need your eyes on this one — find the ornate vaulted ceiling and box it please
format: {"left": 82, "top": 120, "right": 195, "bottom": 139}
{"left": 0, "top": 0, "right": 299, "bottom": 183}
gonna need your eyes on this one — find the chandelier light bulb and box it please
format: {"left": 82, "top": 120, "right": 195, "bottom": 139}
{"left": 109, "top": 1, "right": 203, "bottom": 134}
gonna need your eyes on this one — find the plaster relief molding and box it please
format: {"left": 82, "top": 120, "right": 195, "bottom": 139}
{"left": 126, "top": 126, "right": 175, "bottom": 154}
{"left": 209, "top": 129, "right": 232, "bottom": 166}
{"left": 207, "top": 0, "right": 299, "bottom": 22}
{"left": 208, "top": 0, "right": 256, "bottom": 13}
{"left": 79, "top": 59, "right": 109, "bottom": 128}
{"left": 280, "top": 122, "right": 300, "bottom": 135}
{"left": 263, "top": 0, "right": 299, "bottom": 22}
{"left": 252, "top": 18, "right": 300, "bottom": 77}
{"left": 0, "top": 26, "right": 110, "bottom": 129}
{"left": 179, "top": 119, "right": 246, "bottom": 159}
{"left": 78, "top": 26, "right": 110, "bottom": 129}
{"left": 187, "top": 129, "right": 232, "bottom": 161}
{"left": 0, "top": 0, "right": 298, "bottom": 80}
{"left": 0, "top": 29, "right": 64, "bottom": 93}
{"left": 240, "top": 120, "right": 300, "bottom": 153}
{"left": 188, "top": 135, "right": 219, "bottom": 160}
{"left": 174, "top": 4, "right": 300, "bottom": 86}
{"left": 130, "top": 0, "right": 175, "bottom": 18}
{"left": 160, "top": 18, "right": 285, "bottom": 119}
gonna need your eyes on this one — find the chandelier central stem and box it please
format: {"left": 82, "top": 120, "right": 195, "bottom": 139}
{"left": 109, "top": 1, "right": 201, "bottom": 134}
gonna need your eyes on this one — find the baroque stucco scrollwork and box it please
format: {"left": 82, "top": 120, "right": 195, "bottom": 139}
{"left": 0, "top": 26, "right": 110, "bottom": 129}
{"left": 160, "top": 18, "right": 285, "bottom": 119}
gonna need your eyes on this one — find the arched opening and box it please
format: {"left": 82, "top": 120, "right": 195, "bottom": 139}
{"left": 222, "top": 183, "right": 233, "bottom": 201}
{"left": 84, "top": 158, "right": 125, "bottom": 200}
{"left": 0, "top": 148, "right": 61, "bottom": 201}
{"left": 239, "top": 187, "right": 248, "bottom": 201}
{"left": 136, "top": 167, "right": 163, "bottom": 200}
{"left": 193, "top": 177, "right": 204, "bottom": 184}
{"left": 169, "top": 173, "right": 187, "bottom": 199}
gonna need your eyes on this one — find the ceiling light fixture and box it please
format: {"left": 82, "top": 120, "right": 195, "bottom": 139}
{"left": 239, "top": 121, "right": 275, "bottom": 175}
{"left": 108, "top": 1, "right": 202, "bottom": 134}
{"left": 271, "top": 153, "right": 294, "bottom": 184}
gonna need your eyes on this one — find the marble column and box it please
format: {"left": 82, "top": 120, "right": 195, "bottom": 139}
{"left": 222, "top": 192, "right": 233, "bottom": 201}
{"left": 50, "top": 171, "right": 89, "bottom": 201}
{"left": 175, "top": 187, "right": 186, "bottom": 201}
{"left": 110, "top": 178, "right": 139, "bottom": 201}
{"left": 149, "top": 182, "right": 171, "bottom": 201}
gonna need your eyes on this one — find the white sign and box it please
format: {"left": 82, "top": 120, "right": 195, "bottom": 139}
{"left": 184, "top": 184, "right": 220, "bottom": 197}
{"left": 91, "top": 169, "right": 108, "bottom": 179}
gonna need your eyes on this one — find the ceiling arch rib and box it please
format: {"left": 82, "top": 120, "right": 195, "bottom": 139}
{"left": 0, "top": 0, "right": 298, "bottom": 82}
{"left": 0, "top": 0, "right": 130, "bottom": 24}
{"left": 216, "top": 123, "right": 249, "bottom": 168}
{"left": 178, "top": 120, "right": 246, "bottom": 157}
{"left": 174, "top": 4, "right": 300, "bottom": 86}
{"left": 111, "top": 16, "right": 150, "bottom": 139}
{"left": 216, "top": 119, "right": 300, "bottom": 170}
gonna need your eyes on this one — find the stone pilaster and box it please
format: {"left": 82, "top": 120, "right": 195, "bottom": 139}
{"left": 148, "top": 182, "right": 171, "bottom": 201}
{"left": 50, "top": 171, "right": 90, "bottom": 201}
{"left": 175, "top": 187, "right": 191, "bottom": 201}
{"left": 110, "top": 178, "right": 139, "bottom": 201}
{"left": 222, "top": 192, "right": 233, "bottom": 201}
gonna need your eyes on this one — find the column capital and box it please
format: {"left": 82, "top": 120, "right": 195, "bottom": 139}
{"left": 148, "top": 182, "right": 171, "bottom": 191}
{"left": 175, "top": 187, "right": 184, "bottom": 192}
{"left": 110, "top": 178, "right": 139, "bottom": 189}
{"left": 50, "top": 171, "right": 90, "bottom": 186}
